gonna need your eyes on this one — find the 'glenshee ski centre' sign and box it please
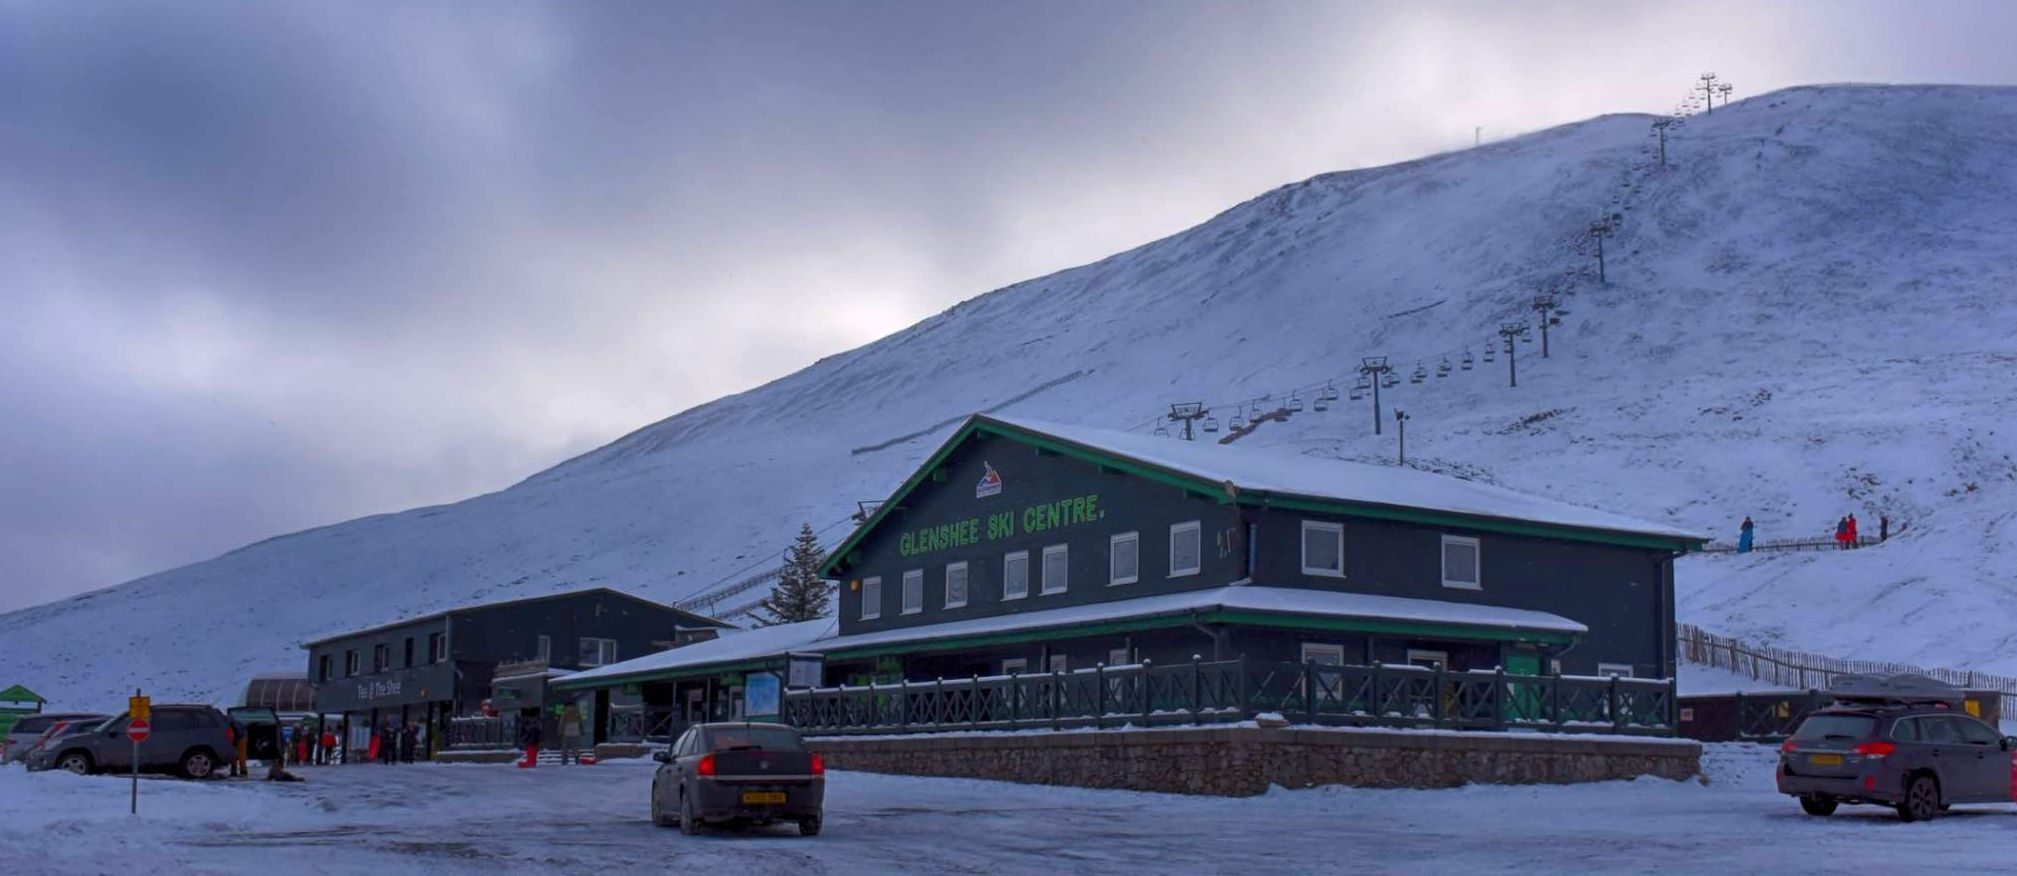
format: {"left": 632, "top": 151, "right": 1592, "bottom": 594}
{"left": 898, "top": 493, "right": 1105, "bottom": 558}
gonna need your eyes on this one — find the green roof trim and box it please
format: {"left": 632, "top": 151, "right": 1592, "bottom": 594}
{"left": 820, "top": 415, "right": 1702, "bottom": 578}
{"left": 818, "top": 608, "right": 1575, "bottom": 662}
{"left": 552, "top": 656, "right": 785, "bottom": 692}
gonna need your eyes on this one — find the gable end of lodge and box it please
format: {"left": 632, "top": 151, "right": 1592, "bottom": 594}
{"left": 540, "top": 413, "right": 1705, "bottom": 743}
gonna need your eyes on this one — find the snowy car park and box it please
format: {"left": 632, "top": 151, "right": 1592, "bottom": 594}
{"left": 3, "top": 744, "right": 2012, "bottom": 875}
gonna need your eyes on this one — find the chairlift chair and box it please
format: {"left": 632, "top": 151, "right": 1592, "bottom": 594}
{"left": 1287, "top": 392, "right": 1305, "bottom": 413}
{"left": 1229, "top": 412, "right": 1246, "bottom": 431}
{"left": 1484, "top": 346, "right": 1497, "bottom": 363}
{"left": 1348, "top": 386, "right": 1365, "bottom": 401}
{"left": 1203, "top": 416, "right": 1219, "bottom": 433}
{"left": 1460, "top": 352, "right": 1474, "bottom": 371}
{"left": 1437, "top": 358, "right": 1452, "bottom": 378}
{"left": 1313, "top": 395, "right": 1330, "bottom": 412}
{"left": 1322, "top": 382, "right": 1340, "bottom": 402}
{"left": 1153, "top": 426, "right": 1171, "bottom": 438}
{"left": 1409, "top": 364, "right": 1426, "bottom": 384}
{"left": 1382, "top": 374, "right": 1400, "bottom": 389}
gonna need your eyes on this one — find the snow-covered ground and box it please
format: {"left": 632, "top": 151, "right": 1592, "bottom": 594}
{"left": 8, "top": 83, "right": 2017, "bottom": 708}
{"left": 2, "top": 747, "right": 2011, "bottom": 875}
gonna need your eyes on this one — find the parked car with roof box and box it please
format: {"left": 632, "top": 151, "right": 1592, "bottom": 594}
{"left": 3, "top": 713, "right": 107, "bottom": 765}
{"left": 651, "top": 722, "right": 825, "bottom": 836}
{"left": 1777, "top": 674, "right": 2016, "bottom": 821}
{"left": 26, "top": 705, "right": 234, "bottom": 779}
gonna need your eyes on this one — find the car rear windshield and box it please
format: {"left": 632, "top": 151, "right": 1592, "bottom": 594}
{"left": 11, "top": 716, "right": 56, "bottom": 734}
{"left": 705, "top": 726, "right": 806, "bottom": 752}
{"left": 1793, "top": 714, "right": 1877, "bottom": 742}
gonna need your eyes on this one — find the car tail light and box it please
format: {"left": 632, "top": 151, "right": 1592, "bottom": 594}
{"left": 696, "top": 753, "right": 716, "bottom": 777}
{"left": 1855, "top": 742, "right": 1896, "bottom": 759}
{"left": 1780, "top": 739, "right": 1799, "bottom": 753}
{"left": 811, "top": 753, "right": 825, "bottom": 776}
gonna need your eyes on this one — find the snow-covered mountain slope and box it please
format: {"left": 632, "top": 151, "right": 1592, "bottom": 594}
{"left": 6, "top": 84, "right": 2017, "bottom": 707}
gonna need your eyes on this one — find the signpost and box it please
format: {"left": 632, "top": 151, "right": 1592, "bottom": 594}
{"left": 128, "top": 690, "right": 150, "bottom": 814}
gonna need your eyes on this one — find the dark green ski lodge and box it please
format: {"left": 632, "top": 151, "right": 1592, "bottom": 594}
{"left": 555, "top": 414, "right": 1706, "bottom": 739}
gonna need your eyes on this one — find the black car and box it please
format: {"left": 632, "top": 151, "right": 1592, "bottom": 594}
{"left": 1777, "top": 677, "right": 2015, "bottom": 821}
{"left": 651, "top": 722, "right": 825, "bottom": 836}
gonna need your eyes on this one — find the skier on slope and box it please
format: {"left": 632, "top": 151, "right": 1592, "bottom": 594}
{"left": 1737, "top": 517, "right": 1755, "bottom": 553}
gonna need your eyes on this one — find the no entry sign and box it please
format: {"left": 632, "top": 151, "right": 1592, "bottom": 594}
{"left": 126, "top": 718, "right": 151, "bottom": 743}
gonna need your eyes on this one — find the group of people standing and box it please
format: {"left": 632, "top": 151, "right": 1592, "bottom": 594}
{"left": 1734, "top": 513, "right": 1891, "bottom": 553}
{"left": 515, "top": 703, "right": 587, "bottom": 768}
{"left": 366, "top": 718, "right": 428, "bottom": 764}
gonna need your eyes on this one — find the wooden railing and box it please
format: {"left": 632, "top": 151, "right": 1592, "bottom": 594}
{"left": 781, "top": 658, "right": 1677, "bottom": 737}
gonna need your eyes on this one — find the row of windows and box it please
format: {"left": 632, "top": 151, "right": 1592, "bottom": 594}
{"left": 324, "top": 632, "right": 449, "bottom": 681}
{"left": 1298, "top": 520, "right": 1482, "bottom": 591}
{"left": 860, "top": 519, "right": 1487, "bottom": 622}
{"left": 862, "top": 521, "right": 1205, "bottom": 620}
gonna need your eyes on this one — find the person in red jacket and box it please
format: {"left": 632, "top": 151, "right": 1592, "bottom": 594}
{"left": 1846, "top": 514, "right": 1860, "bottom": 548}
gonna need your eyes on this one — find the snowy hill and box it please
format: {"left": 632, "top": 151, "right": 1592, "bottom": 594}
{"left": 6, "top": 83, "right": 2017, "bottom": 707}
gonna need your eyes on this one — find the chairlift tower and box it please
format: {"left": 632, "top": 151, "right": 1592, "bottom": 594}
{"left": 1651, "top": 117, "right": 1676, "bottom": 168}
{"left": 1358, "top": 357, "right": 1393, "bottom": 435}
{"left": 1716, "top": 82, "right": 1734, "bottom": 109}
{"left": 1531, "top": 294, "right": 1564, "bottom": 358}
{"left": 1167, "top": 402, "right": 1209, "bottom": 441}
{"left": 1498, "top": 322, "right": 1529, "bottom": 388}
{"left": 1698, "top": 73, "right": 1720, "bottom": 113}
{"left": 1589, "top": 214, "right": 1618, "bottom": 284}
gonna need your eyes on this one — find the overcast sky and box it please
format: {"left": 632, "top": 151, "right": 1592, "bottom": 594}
{"left": 3, "top": 0, "right": 2015, "bottom": 613}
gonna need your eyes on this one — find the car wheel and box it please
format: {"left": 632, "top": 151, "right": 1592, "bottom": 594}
{"left": 1897, "top": 774, "right": 1940, "bottom": 822}
{"left": 57, "top": 752, "right": 93, "bottom": 775}
{"left": 679, "top": 790, "right": 702, "bottom": 836}
{"left": 181, "top": 749, "right": 217, "bottom": 780}
{"left": 1798, "top": 795, "right": 1838, "bottom": 817}
{"left": 800, "top": 813, "right": 823, "bottom": 837}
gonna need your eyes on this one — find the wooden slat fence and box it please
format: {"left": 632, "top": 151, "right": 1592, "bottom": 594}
{"left": 1678, "top": 623, "right": 2017, "bottom": 715}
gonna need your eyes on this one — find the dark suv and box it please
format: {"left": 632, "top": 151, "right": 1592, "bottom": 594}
{"left": 27, "top": 705, "right": 235, "bottom": 779}
{"left": 1778, "top": 704, "right": 2015, "bottom": 821}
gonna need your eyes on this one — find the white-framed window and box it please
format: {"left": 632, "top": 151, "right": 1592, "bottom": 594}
{"left": 860, "top": 576, "right": 882, "bottom": 620}
{"left": 944, "top": 561, "right": 969, "bottom": 609}
{"left": 1441, "top": 535, "right": 1481, "bottom": 590}
{"left": 579, "top": 637, "right": 618, "bottom": 667}
{"left": 1597, "top": 663, "right": 1635, "bottom": 678}
{"left": 1109, "top": 531, "right": 1140, "bottom": 586}
{"left": 345, "top": 650, "right": 359, "bottom": 677}
{"left": 536, "top": 634, "right": 552, "bottom": 662}
{"left": 1002, "top": 658, "right": 1028, "bottom": 675}
{"left": 901, "top": 569, "right": 924, "bottom": 615}
{"left": 1107, "top": 647, "right": 1132, "bottom": 666}
{"left": 1301, "top": 520, "right": 1345, "bottom": 577}
{"left": 1048, "top": 654, "right": 1068, "bottom": 673}
{"left": 1041, "top": 544, "right": 1069, "bottom": 594}
{"left": 1002, "top": 551, "right": 1030, "bottom": 600}
{"left": 1169, "top": 521, "right": 1202, "bottom": 577}
{"left": 1300, "top": 643, "right": 1345, "bottom": 666}
{"left": 1406, "top": 649, "right": 1449, "bottom": 669}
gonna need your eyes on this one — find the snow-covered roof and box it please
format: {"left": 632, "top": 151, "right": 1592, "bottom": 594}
{"left": 555, "top": 586, "right": 1582, "bottom": 690}
{"left": 815, "top": 585, "right": 1584, "bottom": 657}
{"left": 982, "top": 415, "right": 1705, "bottom": 542}
{"left": 553, "top": 617, "right": 838, "bottom": 688}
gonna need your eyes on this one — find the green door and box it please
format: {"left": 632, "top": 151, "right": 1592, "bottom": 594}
{"left": 1504, "top": 650, "right": 1542, "bottom": 722}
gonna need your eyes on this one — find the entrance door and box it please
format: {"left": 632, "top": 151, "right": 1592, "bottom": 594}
{"left": 1503, "top": 649, "right": 1542, "bottom": 721}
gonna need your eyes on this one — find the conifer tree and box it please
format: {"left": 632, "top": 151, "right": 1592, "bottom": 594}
{"left": 754, "top": 523, "right": 830, "bottom": 625}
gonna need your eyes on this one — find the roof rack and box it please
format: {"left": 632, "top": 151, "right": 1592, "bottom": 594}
{"left": 1826, "top": 673, "right": 1965, "bottom": 706}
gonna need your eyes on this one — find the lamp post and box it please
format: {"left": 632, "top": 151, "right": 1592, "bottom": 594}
{"left": 1498, "top": 322, "right": 1529, "bottom": 387}
{"left": 1359, "top": 357, "right": 1393, "bottom": 435}
{"left": 1394, "top": 409, "right": 1410, "bottom": 465}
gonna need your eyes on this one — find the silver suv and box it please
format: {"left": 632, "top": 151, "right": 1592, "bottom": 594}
{"left": 26, "top": 705, "right": 234, "bottom": 779}
{"left": 1777, "top": 696, "right": 2014, "bottom": 821}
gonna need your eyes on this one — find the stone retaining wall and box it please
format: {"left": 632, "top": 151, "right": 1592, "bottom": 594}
{"left": 810, "top": 727, "right": 1700, "bottom": 797}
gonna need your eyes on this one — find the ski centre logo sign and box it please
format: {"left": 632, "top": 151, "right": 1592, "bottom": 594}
{"left": 976, "top": 462, "right": 1003, "bottom": 498}
{"left": 899, "top": 493, "right": 1105, "bottom": 558}
{"left": 356, "top": 679, "right": 404, "bottom": 702}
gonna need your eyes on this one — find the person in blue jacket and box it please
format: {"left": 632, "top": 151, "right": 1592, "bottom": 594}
{"left": 1737, "top": 517, "right": 1754, "bottom": 553}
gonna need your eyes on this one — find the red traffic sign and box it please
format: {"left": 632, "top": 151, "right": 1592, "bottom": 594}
{"left": 126, "top": 718, "right": 151, "bottom": 742}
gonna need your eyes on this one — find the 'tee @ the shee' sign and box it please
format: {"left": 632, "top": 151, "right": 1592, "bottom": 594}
{"left": 356, "top": 679, "right": 404, "bottom": 702}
